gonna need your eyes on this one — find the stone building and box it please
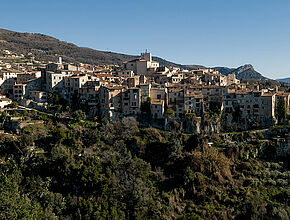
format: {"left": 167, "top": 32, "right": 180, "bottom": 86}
{"left": 124, "top": 51, "right": 159, "bottom": 75}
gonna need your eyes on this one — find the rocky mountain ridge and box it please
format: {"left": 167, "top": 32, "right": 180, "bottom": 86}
{"left": 213, "top": 64, "right": 266, "bottom": 80}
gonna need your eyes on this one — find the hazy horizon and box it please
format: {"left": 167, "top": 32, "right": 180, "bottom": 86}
{"left": 1, "top": 0, "right": 290, "bottom": 79}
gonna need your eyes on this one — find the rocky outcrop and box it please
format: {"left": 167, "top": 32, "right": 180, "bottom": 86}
{"left": 230, "top": 64, "right": 265, "bottom": 80}
{"left": 214, "top": 64, "right": 266, "bottom": 80}
{"left": 202, "top": 114, "right": 222, "bottom": 134}
{"left": 182, "top": 116, "right": 201, "bottom": 134}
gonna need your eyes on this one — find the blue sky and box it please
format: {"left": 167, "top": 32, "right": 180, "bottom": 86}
{"left": 1, "top": 0, "right": 290, "bottom": 78}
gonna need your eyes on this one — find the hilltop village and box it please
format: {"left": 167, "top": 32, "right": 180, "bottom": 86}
{"left": 0, "top": 50, "right": 290, "bottom": 219}
{"left": 0, "top": 49, "right": 289, "bottom": 132}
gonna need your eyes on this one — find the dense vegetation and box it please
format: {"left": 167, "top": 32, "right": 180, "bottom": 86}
{"left": 0, "top": 109, "right": 289, "bottom": 219}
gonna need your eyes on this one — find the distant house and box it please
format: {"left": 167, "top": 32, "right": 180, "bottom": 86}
{"left": 117, "top": 70, "right": 134, "bottom": 77}
{"left": 29, "top": 90, "right": 47, "bottom": 103}
{"left": 0, "top": 96, "right": 11, "bottom": 108}
{"left": 13, "top": 84, "right": 26, "bottom": 101}
{"left": 184, "top": 91, "right": 203, "bottom": 116}
{"left": 122, "top": 88, "right": 141, "bottom": 116}
{"left": 222, "top": 90, "right": 277, "bottom": 128}
{"left": 124, "top": 51, "right": 159, "bottom": 75}
{"left": 99, "top": 85, "right": 124, "bottom": 119}
{"left": 151, "top": 99, "right": 164, "bottom": 119}
{"left": 16, "top": 71, "right": 41, "bottom": 84}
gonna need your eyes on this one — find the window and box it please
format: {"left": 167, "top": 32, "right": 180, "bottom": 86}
{"left": 157, "top": 94, "right": 161, "bottom": 99}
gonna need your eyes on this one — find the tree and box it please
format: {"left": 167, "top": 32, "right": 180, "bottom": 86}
{"left": 72, "top": 110, "right": 86, "bottom": 122}
{"left": 0, "top": 169, "right": 44, "bottom": 219}
{"left": 277, "top": 98, "right": 286, "bottom": 123}
{"left": 48, "top": 92, "right": 60, "bottom": 104}
{"left": 232, "top": 103, "right": 242, "bottom": 122}
{"left": 19, "top": 134, "right": 34, "bottom": 147}
{"left": 166, "top": 108, "right": 175, "bottom": 118}
{"left": 140, "top": 97, "right": 151, "bottom": 114}
{"left": 209, "top": 101, "right": 221, "bottom": 115}
{"left": 7, "top": 102, "right": 18, "bottom": 108}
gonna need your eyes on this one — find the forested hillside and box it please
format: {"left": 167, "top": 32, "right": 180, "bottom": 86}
{"left": 0, "top": 110, "right": 289, "bottom": 219}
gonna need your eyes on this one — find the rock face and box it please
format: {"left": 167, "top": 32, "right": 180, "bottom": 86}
{"left": 233, "top": 64, "right": 255, "bottom": 74}
{"left": 275, "top": 138, "right": 290, "bottom": 157}
{"left": 214, "top": 64, "right": 267, "bottom": 80}
{"left": 202, "top": 115, "right": 221, "bottom": 134}
{"left": 164, "top": 115, "right": 222, "bottom": 134}
{"left": 264, "top": 127, "right": 290, "bottom": 157}
{"left": 182, "top": 116, "right": 201, "bottom": 134}
{"left": 231, "top": 64, "right": 265, "bottom": 80}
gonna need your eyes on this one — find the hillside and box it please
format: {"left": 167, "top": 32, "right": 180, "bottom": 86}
{"left": 0, "top": 28, "right": 136, "bottom": 65}
{"left": 0, "top": 109, "right": 289, "bottom": 219}
{"left": 0, "top": 28, "right": 204, "bottom": 69}
{"left": 213, "top": 66, "right": 235, "bottom": 75}
{"left": 214, "top": 64, "right": 266, "bottom": 80}
{"left": 230, "top": 64, "right": 266, "bottom": 80}
{"left": 277, "top": 77, "right": 290, "bottom": 84}
{"left": 0, "top": 28, "right": 271, "bottom": 79}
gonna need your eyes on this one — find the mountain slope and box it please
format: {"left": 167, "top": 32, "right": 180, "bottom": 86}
{"left": 0, "top": 28, "right": 271, "bottom": 79}
{"left": 0, "top": 28, "right": 205, "bottom": 69}
{"left": 213, "top": 67, "right": 235, "bottom": 75}
{"left": 214, "top": 64, "right": 266, "bottom": 80}
{"left": 0, "top": 28, "right": 136, "bottom": 65}
{"left": 276, "top": 77, "right": 290, "bottom": 84}
{"left": 230, "top": 64, "right": 266, "bottom": 80}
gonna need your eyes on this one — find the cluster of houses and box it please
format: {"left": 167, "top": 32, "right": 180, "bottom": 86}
{"left": 0, "top": 50, "right": 289, "bottom": 130}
